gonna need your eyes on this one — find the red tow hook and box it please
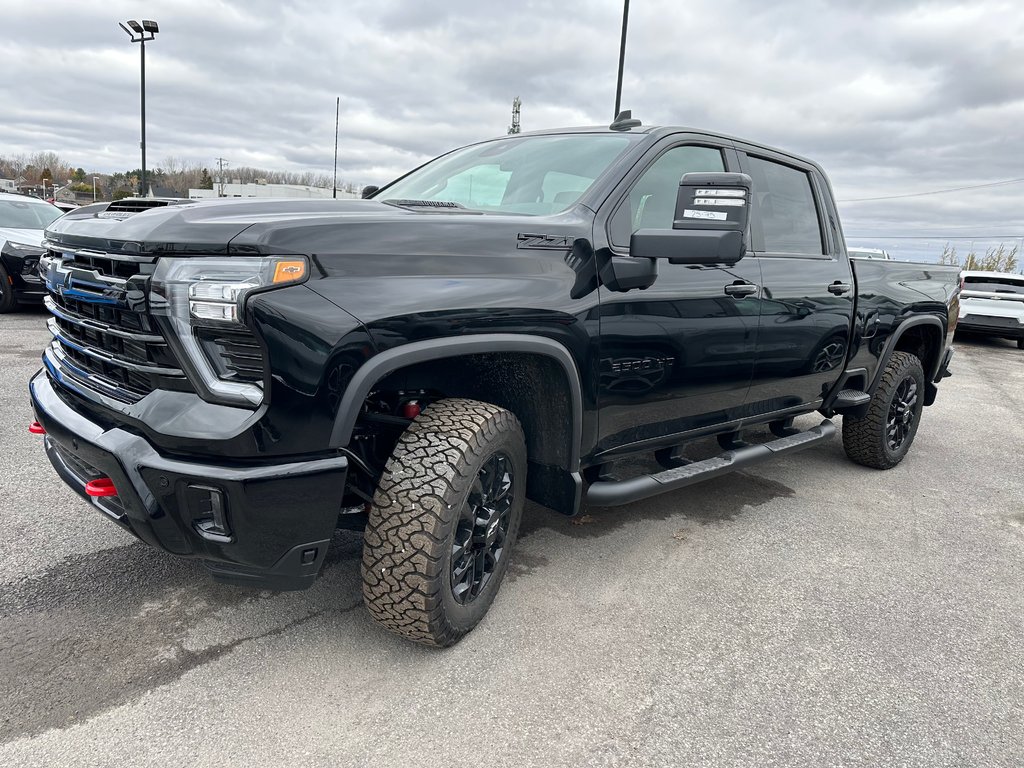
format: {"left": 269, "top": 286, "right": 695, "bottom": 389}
{"left": 29, "top": 421, "right": 46, "bottom": 435}
{"left": 85, "top": 478, "right": 118, "bottom": 498}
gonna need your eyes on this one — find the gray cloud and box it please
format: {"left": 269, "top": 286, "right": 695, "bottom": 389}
{"left": 2, "top": 0, "right": 1023, "bottom": 258}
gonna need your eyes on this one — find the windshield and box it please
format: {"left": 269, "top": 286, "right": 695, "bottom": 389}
{"left": 378, "top": 134, "right": 641, "bottom": 215}
{"left": 0, "top": 198, "right": 62, "bottom": 230}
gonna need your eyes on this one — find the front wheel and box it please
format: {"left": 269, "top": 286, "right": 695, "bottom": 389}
{"left": 361, "top": 398, "right": 527, "bottom": 647}
{"left": 842, "top": 351, "right": 925, "bottom": 469}
{"left": 1017, "top": 339, "right": 1024, "bottom": 350}
{"left": 0, "top": 264, "right": 16, "bottom": 313}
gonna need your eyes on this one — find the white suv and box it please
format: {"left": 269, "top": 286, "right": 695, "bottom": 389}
{"left": 957, "top": 270, "right": 1024, "bottom": 349}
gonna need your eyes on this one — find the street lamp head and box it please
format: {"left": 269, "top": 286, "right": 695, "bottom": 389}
{"left": 121, "top": 19, "right": 157, "bottom": 41}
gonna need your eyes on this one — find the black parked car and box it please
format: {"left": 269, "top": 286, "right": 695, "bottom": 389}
{"left": 0, "top": 191, "right": 63, "bottom": 312}
{"left": 30, "top": 117, "right": 960, "bottom": 646}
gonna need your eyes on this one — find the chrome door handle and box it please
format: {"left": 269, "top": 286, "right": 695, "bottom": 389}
{"left": 828, "top": 281, "right": 852, "bottom": 295}
{"left": 724, "top": 282, "right": 758, "bottom": 297}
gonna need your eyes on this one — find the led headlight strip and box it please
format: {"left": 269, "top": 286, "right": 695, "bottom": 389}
{"left": 150, "top": 256, "right": 308, "bottom": 406}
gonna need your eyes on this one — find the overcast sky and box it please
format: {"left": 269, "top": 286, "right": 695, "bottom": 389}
{"left": 3, "top": 0, "right": 1023, "bottom": 259}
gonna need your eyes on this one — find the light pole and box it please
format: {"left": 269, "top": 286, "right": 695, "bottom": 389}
{"left": 119, "top": 19, "right": 159, "bottom": 197}
{"left": 93, "top": 176, "right": 99, "bottom": 202}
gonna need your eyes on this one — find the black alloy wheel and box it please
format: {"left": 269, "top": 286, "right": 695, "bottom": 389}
{"left": 885, "top": 375, "right": 918, "bottom": 451}
{"left": 451, "top": 453, "right": 514, "bottom": 605}
{"left": 362, "top": 398, "right": 527, "bottom": 646}
{"left": 842, "top": 350, "right": 925, "bottom": 469}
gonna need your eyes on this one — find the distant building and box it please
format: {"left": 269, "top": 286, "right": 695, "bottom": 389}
{"left": 188, "top": 182, "right": 358, "bottom": 200}
{"left": 0, "top": 179, "right": 17, "bottom": 193}
{"left": 147, "top": 184, "right": 184, "bottom": 199}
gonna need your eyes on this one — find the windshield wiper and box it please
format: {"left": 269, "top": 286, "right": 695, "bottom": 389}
{"left": 380, "top": 199, "right": 468, "bottom": 211}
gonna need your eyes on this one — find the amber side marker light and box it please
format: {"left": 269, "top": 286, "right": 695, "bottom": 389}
{"left": 272, "top": 260, "right": 307, "bottom": 284}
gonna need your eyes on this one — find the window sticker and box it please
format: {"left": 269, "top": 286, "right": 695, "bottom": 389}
{"left": 682, "top": 209, "right": 727, "bottom": 221}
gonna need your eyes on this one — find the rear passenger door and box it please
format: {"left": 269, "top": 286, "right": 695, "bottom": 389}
{"left": 736, "top": 148, "right": 855, "bottom": 415}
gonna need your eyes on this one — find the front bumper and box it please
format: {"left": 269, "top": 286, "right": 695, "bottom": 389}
{"left": 30, "top": 371, "right": 348, "bottom": 590}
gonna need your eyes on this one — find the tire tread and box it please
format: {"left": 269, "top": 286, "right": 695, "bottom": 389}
{"left": 842, "top": 350, "right": 924, "bottom": 469}
{"left": 361, "top": 397, "right": 524, "bottom": 647}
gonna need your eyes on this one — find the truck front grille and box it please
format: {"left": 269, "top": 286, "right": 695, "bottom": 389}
{"left": 41, "top": 247, "right": 193, "bottom": 404}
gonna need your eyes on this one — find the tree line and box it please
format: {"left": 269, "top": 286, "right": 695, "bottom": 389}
{"left": 1, "top": 152, "right": 360, "bottom": 200}
{"left": 939, "top": 243, "right": 1020, "bottom": 273}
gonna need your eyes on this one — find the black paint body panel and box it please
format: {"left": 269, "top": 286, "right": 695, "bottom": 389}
{"left": 30, "top": 126, "right": 960, "bottom": 587}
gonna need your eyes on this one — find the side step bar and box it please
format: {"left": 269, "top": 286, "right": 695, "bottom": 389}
{"left": 586, "top": 419, "right": 836, "bottom": 507}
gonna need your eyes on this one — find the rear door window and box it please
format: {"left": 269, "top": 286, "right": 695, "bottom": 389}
{"left": 746, "top": 156, "right": 824, "bottom": 255}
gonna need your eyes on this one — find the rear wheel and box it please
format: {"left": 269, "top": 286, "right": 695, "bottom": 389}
{"left": 842, "top": 351, "right": 925, "bottom": 469}
{"left": 0, "top": 264, "right": 16, "bottom": 313}
{"left": 1017, "top": 339, "right": 1024, "bottom": 350}
{"left": 361, "top": 397, "right": 527, "bottom": 647}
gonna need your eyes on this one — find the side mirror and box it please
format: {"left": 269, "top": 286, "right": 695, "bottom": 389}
{"left": 630, "top": 172, "right": 752, "bottom": 266}
{"left": 361, "top": 185, "right": 380, "bottom": 199}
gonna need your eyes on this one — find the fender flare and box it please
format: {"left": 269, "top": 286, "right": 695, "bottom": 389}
{"left": 328, "top": 333, "right": 585, "bottom": 469}
{"left": 869, "top": 315, "right": 946, "bottom": 393}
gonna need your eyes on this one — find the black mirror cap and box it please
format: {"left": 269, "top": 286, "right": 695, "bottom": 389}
{"left": 361, "top": 185, "right": 380, "bottom": 199}
{"left": 630, "top": 228, "right": 745, "bottom": 266}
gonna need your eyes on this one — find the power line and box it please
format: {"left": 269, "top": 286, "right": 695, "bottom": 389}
{"left": 838, "top": 177, "right": 1024, "bottom": 203}
{"left": 847, "top": 234, "right": 1024, "bottom": 240}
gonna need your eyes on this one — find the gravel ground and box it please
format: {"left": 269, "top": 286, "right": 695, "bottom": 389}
{"left": 1, "top": 308, "right": 1022, "bottom": 768}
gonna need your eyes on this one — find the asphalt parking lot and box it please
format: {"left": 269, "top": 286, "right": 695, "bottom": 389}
{"left": 1, "top": 308, "right": 1022, "bottom": 768}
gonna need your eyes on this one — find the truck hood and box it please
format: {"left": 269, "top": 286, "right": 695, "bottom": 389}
{"left": 42, "top": 197, "right": 589, "bottom": 262}
{"left": 43, "top": 198, "right": 422, "bottom": 255}
{"left": 0, "top": 227, "right": 46, "bottom": 248}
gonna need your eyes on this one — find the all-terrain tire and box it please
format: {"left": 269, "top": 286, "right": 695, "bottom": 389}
{"left": 842, "top": 351, "right": 925, "bottom": 469}
{"left": 0, "top": 264, "right": 16, "bottom": 313}
{"left": 361, "top": 398, "right": 527, "bottom": 647}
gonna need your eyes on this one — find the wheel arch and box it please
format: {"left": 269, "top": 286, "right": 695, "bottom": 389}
{"left": 870, "top": 316, "right": 946, "bottom": 398}
{"left": 329, "top": 334, "right": 585, "bottom": 515}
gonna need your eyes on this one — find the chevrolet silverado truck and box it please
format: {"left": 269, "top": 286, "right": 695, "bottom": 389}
{"left": 29, "top": 116, "right": 959, "bottom": 646}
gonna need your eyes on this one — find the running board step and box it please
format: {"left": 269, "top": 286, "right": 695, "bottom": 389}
{"left": 832, "top": 389, "right": 871, "bottom": 411}
{"left": 585, "top": 419, "right": 836, "bottom": 507}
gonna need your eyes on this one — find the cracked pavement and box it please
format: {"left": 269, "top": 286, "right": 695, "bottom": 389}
{"left": 1, "top": 309, "right": 1023, "bottom": 767}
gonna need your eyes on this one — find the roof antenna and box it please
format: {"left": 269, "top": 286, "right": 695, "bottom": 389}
{"left": 610, "top": 110, "right": 641, "bottom": 131}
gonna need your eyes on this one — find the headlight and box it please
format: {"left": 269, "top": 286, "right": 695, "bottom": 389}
{"left": 1, "top": 240, "right": 46, "bottom": 275}
{"left": 150, "top": 255, "right": 308, "bottom": 406}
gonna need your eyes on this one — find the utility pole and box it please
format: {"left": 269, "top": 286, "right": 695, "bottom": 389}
{"left": 333, "top": 96, "right": 339, "bottom": 199}
{"left": 215, "top": 157, "right": 229, "bottom": 197}
{"left": 508, "top": 96, "right": 521, "bottom": 135}
{"left": 614, "top": 0, "right": 630, "bottom": 117}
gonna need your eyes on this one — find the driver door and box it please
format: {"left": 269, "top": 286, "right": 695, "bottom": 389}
{"left": 594, "top": 139, "right": 762, "bottom": 455}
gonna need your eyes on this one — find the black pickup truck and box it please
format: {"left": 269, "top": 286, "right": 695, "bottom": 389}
{"left": 29, "top": 117, "right": 959, "bottom": 646}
